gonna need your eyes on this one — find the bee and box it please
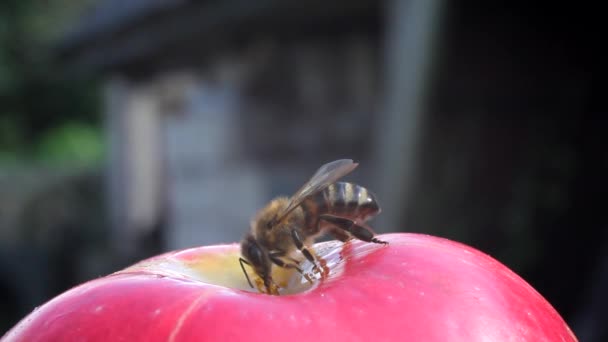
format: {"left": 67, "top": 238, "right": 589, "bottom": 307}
{"left": 239, "top": 159, "right": 387, "bottom": 294}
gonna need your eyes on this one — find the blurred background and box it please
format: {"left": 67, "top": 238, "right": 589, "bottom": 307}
{"left": 0, "top": 0, "right": 603, "bottom": 339}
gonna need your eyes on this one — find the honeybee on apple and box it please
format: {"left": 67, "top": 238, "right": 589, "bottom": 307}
{"left": 239, "top": 159, "right": 387, "bottom": 295}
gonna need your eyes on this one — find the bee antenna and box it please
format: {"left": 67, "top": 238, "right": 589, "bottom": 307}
{"left": 239, "top": 257, "right": 254, "bottom": 288}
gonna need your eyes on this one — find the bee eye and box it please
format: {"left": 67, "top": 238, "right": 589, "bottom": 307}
{"left": 266, "top": 221, "right": 273, "bottom": 230}
{"left": 247, "top": 243, "right": 265, "bottom": 266}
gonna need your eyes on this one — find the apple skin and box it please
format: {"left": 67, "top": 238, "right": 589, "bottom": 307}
{"left": 2, "top": 233, "right": 577, "bottom": 341}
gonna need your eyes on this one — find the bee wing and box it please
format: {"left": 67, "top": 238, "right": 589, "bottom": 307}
{"left": 275, "top": 159, "right": 359, "bottom": 222}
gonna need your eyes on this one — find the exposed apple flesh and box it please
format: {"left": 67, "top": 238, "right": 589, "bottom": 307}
{"left": 2, "top": 233, "right": 577, "bottom": 341}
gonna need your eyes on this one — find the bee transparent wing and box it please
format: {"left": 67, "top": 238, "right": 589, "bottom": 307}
{"left": 275, "top": 159, "right": 359, "bottom": 222}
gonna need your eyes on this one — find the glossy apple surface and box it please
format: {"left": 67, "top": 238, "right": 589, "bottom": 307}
{"left": 2, "top": 233, "right": 577, "bottom": 341}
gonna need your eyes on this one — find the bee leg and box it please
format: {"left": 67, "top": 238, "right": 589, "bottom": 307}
{"left": 262, "top": 276, "right": 279, "bottom": 295}
{"left": 319, "top": 215, "right": 388, "bottom": 245}
{"left": 268, "top": 251, "right": 314, "bottom": 284}
{"left": 270, "top": 252, "right": 304, "bottom": 266}
{"left": 291, "top": 229, "right": 320, "bottom": 273}
{"left": 241, "top": 258, "right": 277, "bottom": 294}
{"left": 285, "top": 256, "right": 303, "bottom": 264}
{"left": 328, "top": 226, "right": 352, "bottom": 242}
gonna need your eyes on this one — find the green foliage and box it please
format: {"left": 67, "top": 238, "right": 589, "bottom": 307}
{"left": 0, "top": 0, "right": 102, "bottom": 166}
{"left": 36, "top": 122, "right": 104, "bottom": 164}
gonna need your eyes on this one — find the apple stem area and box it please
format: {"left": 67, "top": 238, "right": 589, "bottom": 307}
{"left": 119, "top": 239, "right": 385, "bottom": 296}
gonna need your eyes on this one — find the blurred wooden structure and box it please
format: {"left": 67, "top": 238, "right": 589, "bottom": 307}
{"left": 56, "top": 2, "right": 603, "bottom": 339}
{"left": 57, "top": 0, "right": 392, "bottom": 251}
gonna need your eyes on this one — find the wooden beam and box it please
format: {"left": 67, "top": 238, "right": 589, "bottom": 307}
{"left": 371, "top": 0, "right": 445, "bottom": 232}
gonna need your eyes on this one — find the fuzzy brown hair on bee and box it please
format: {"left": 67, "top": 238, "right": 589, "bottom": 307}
{"left": 239, "top": 159, "right": 387, "bottom": 295}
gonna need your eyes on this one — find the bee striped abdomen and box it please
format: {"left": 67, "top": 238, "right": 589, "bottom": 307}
{"left": 302, "top": 182, "right": 380, "bottom": 230}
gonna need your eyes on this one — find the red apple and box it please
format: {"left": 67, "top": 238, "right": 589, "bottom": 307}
{"left": 2, "top": 233, "right": 577, "bottom": 341}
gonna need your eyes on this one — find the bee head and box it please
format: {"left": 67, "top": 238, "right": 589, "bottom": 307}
{"left": 240, "top": 234, "right": 271, "bottom": 282}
